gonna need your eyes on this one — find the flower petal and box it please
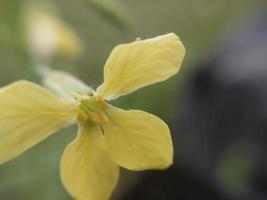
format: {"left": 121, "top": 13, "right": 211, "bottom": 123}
{"left": 60, "top": 122, "right": 119, "bottom": 200}
{"left": 0, "top": 81, "right": 76, "bottom": 164}
{"left": 40, "top": 67, "right": 94, "bottom": 101}
{"left": 96, "top": 33, "right": 185, "bottom": 100}
{"left": 103, "top": 106, "right": 173, "bottom": 170}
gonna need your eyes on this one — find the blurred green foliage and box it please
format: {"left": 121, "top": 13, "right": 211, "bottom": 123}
{"left": 216, "top": 145, "right": 255, "bottom": 193}
{"left": 85, "top": 0, "right": 131, "bottom": 31}
{"left": 0, "top": 0, "right": 266, "bottom": 199}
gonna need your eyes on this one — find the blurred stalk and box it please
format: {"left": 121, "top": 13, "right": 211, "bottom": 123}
{"left": 84, "top": 0, "right": 131, "bottom": 31}
{"left": 0, "top": 22, "right": 39, "bottom": 82}
{"left": 0, "top": 23, "right": 17, "bottom": 50}
{"left": 0, "top": 23, "right": 27, "bottom": 62}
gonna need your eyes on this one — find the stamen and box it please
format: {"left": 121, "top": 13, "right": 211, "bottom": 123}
{"left": 78, "top": 97, "right": 109, "bottom": 125}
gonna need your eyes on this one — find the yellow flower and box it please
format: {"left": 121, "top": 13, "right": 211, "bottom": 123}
{"left": 24, "top": 3, "right": 82, "bottom": 59}
{"left": 0, "top": 33, "right": 185, "bottom": 200}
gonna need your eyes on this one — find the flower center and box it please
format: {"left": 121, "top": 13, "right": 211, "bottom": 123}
{"left": 78, "top": 96, "right": 109, "bottom": 125}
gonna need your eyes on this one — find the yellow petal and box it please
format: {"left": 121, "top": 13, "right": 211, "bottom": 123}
{"left": 103, "top": 106, "right": 173, "bottom": 170}
{"left": 96, "top": 33, "right": 185, "bottom": 100}
{"left": 61, "top": 122, "right": 119, "bottom": 200}
{"left": 0, "top": 81, "right": 76, "bottom": 164}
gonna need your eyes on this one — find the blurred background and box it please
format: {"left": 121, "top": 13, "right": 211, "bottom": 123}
{"left": 1, "top": 0, "right": 267, "bottom": 199}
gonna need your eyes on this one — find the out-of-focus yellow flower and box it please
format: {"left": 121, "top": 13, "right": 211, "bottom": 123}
{"left": 0, "top": 33, "right": 185, "bottom": 200}
{"left": 24, "top": 3, "right": 82, "bottom": 60}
